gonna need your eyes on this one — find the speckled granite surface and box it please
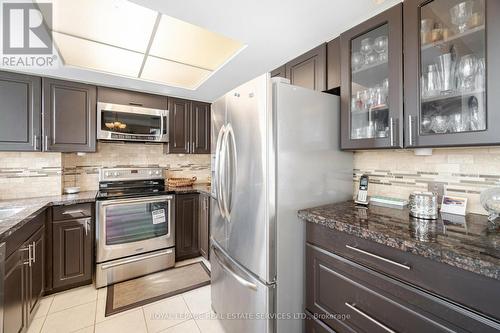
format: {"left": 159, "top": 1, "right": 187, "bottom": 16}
{"left": 0, "top": 191, "right": 97, "bottom": 242}
{"left": 298, "top": 201, "right": 500, "bottom": 281}
{"left": 0, "top": 186, "right": 211, "bottom": 243}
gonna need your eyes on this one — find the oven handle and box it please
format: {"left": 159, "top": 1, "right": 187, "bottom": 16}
{"left": 98, "top": 195, "right": 174, "bottom": 207}
{"left": 100, "top": 248, "right": 174, "bottom": 270}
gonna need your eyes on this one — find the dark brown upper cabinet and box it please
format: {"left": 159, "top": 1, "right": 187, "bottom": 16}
{"left": 340, "top": 4, "right": 403, "bottom": 150}
{"left": 168, "top": 98, "right": 211, "bottom": 154}
{"left": 168, "top": 97, "right": 191, "bottom": 154}
{"left": 404, "top": 0, "right": 500, "bottom": 148}
{"left": 0, "top": 71, "right": 41, "bottom": 151}
{"left": 43, "top": 78, "right": 97, "bottom": 152}
{"left": 191, "top": 101, "right": 211, "bottom": 154}
{"left": 327, "top": 37, "right": 341, "bottom": 90}
{"left": 97, "top": 86, "right": 166, "bottom": 109}
{"left": 285, "top": 44, "right": 327, "bottom": 91}
{"left": 270, "top": 65, "right": 286, "bottom": 78}
{"left": 175, "top": 193, "right": 200, "bottom": 261}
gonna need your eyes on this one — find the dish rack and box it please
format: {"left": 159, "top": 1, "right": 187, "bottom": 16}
{"left": 167, "top": 177, "right": 197, "bottom": 187}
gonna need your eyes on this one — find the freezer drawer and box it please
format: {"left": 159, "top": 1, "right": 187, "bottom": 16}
{"left": 211, "top": 243, "right": 275, "bottom": 333}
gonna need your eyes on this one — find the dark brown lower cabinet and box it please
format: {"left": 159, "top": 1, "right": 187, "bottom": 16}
{"left": 26, "top": 227, "right": 45, "bottom": 320}
{"left": 175, "top": 194, "right": 200, "bottom": 261}
{"left": 4, "top": 244, "right": 26, "bottom": 333}
{"left": 52, "top": 217, "right": 93, "bottom": 291}
{"left": 199, "top": 194, "right": 210, "bottom": 260}
{"left": 305, "top": 234, "right": 500, "bottom": 332}
{"left": 305, "top": 312, "right": 336, "bottom": 333}
{"left": 3, "top": 225, "right": 45, "bottom": 333}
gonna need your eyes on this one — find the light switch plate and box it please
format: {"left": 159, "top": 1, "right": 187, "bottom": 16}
{"left": 428, "top": 181, "right": 446, "bottom": 204}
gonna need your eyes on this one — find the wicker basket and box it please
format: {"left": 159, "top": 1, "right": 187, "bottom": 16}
{"left": 167, "top": 177, "right": 197, "bottom": 187}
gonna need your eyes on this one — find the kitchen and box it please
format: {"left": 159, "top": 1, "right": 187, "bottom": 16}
{"left": 0, "top": 0, "right": 499, "bottom": 332}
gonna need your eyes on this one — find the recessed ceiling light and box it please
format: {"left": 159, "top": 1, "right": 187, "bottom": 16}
{"left": 141, "top": 56, "right": 211, "bottom": 89}
{"left": 53, "top": 32, "right": 144, "bottom": 77}
{"left": 38, "top": 0, "right": 245, "bottom": 90}
{"left": 150, "top": 14, "right": 243, "bottom": 71}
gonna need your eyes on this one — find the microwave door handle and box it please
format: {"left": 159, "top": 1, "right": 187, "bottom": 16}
{"left": 214, "top": 125, "right": 226, "bottom": 219}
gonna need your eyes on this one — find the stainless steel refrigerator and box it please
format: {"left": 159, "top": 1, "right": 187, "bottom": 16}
{"left": 210, "top": 74, "right": 353, "bottom": 333}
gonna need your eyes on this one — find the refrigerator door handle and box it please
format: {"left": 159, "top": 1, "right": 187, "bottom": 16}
{"left": 212, "top": 246, "right": 258, "bottom": 291}
{"left": 225, "top": 123, "right": 237, "bottom": 217}
{"left": 214, "top": 125, "right": 226, "bottom": 219}
{"left": 220, "top": 124, "right": 230, "bottom": 221}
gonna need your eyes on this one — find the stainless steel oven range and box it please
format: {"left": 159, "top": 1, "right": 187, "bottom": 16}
{"left": 95, "top": 167, "right": 175, "bottom": 288}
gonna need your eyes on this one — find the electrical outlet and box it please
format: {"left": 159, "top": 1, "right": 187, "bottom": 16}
{"left": 428, "top": 181, "right": 446, "bottom": 203}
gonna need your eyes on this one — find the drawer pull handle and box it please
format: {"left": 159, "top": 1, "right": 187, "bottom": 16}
{"left": 345, "top": 244, "right": 411, "bottom": 270}
{"left": 345, "top": 302, "right": 396, "bottom": 333}
{"left": 61, "top": 209, "right": 86, "bottom": 216}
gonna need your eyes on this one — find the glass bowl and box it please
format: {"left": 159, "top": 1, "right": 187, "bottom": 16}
{"left": 480, "top": 188, "right": 500, "bottom": 224}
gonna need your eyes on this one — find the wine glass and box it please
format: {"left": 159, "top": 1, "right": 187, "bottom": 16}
{"left": 450, "top": 1, "right": 473, "bottom": 33}
{"left": 352, "top": 52, "right": 365, "bottom": 71}
{"left": 360, "top": 38, "right": 373, "bottom": 55}
{"left": 373, "top": 36, "right": 388, "bottom": 54}
{"left": 457, "top": 54, "right": 478, "bottom": 91}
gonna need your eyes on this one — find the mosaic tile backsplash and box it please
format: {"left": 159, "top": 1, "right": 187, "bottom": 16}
{"left": 0, "top": 152, "right": 62, "bottom": 199}
{"left": 353, "top": 147, "right": 500, "bottom": 215}
{"left": 63, "top": 142, "right": 211, "bottom": 191}
{"left": 0, "top": 142, "right": 211, "bottom": 200}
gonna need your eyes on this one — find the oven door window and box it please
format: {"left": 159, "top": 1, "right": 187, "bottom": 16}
{"left": 105, "top": 201, "right": 169, "bottom": 245}
{"left": 101, "top": 110, "right": 162, "bottom": 135}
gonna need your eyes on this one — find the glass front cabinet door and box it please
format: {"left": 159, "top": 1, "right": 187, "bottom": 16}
{"left": 404, "top": 0, "right": 500, "bottom": 147}
{"left": 340, "top": 4, "right": 403, "bottom": 149}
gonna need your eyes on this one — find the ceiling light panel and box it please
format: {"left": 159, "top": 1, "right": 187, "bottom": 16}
{"left": 140, "top": 56, "right": 211, "bottom": 90}
{"left": 150, "top": 15, "right": 244, "bottom": 70}
{"left": 47, "top": 0, "right": 157, "bottom": 53}
{"left": 53, "top": 32, "right": 144, "bottom": 77}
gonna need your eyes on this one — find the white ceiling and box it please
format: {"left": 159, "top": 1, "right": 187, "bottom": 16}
{"left": 9, "top": 0, "right": 400, "bottom": 102}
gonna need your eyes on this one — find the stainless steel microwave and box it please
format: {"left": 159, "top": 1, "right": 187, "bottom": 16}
{"left": 97, "top": 102, "right": 169, "bottom": 143}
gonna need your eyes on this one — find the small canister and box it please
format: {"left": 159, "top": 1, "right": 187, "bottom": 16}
{"left": 408, "top": 191, "right": 438, "bottom": 220}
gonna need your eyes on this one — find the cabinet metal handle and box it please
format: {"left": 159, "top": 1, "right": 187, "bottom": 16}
{"left": 345, "top": 244, "right": 411, "bottom": 270}
{"left": 62, "top": 209, "right": 85, "bottom": 217}
{"left": 21, "top": 245, "right": 32, "bottom": 266}
{"left": 33, "top": 135, "right": 38, "bottom": 150}
{"left": 408, "top": 115, "right": 417, "bottom": 147}
{"left": 32, "top": 241, "right": 36, "bottom": 263}
{"left": 345, "top": 302, "right": 396, "bottom": 333}
{"left": 389, "top": 117, "right": 394, "bottom": 146}
{"left": 187, "top": 141, "right": 190, "bottom": 153}
{"left": 83, "top": 218, "right": 91, "bottom": 236}
{"left": 45, "top": 136, "right": 49, "bottom": 150}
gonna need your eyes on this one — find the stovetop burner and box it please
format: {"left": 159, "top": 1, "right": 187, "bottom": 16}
{"left": 96, "top": 167, "right": 172, "bottom": 200}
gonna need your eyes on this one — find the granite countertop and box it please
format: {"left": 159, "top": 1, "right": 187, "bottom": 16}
{"left": 0, "top": 185, "right": 211, "bottom": 243}
{"left": 0, "top": 191, "right": 97, "bottom": 242}
{"left": 298, "top": 201, "right": 500, "bottom": 281}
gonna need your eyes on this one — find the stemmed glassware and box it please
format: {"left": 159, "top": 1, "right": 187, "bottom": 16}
{"left": 457, "top": 54, "right": 479, "bottom": 92}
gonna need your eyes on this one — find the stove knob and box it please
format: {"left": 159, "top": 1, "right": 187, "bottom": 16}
{"left": 155, "top": 170, "right": 160, "bottom": 175}
{"left": 105, "top": 172, "right": 110, "bottom": 177}
{"left": 148, "top": 171, "right": 153, "bottom": 175}
{"left": 113, "top": 172, "right": 119, "bottom": 177}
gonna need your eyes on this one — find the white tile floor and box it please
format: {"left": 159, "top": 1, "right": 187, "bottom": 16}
{"left": 27, "top": 258, "right": 225, "bottom": 333}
